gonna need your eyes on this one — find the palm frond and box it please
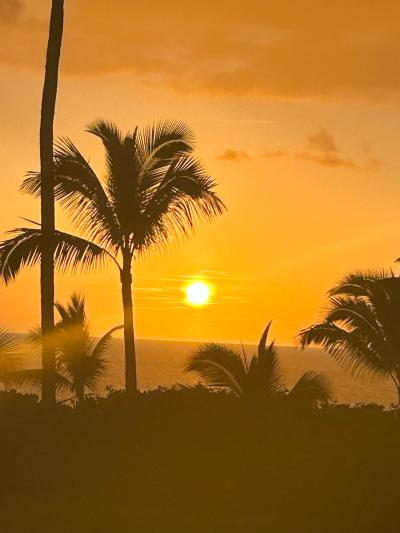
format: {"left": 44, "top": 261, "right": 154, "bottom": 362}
{"left": 136, "top": 119, "right": 195, "bottom": 175}
{"left": 0, "top": 328, "right": 20, "bottom": 355}
{"left": 4, "top": 369, "right": 71, "bottom": 394}
{"left": 332, "top": 274, "right": 400, "bottom": 363}
{"left": 55, "top": 292, "right": 87, "bottom": 325}
{"left": 134, "top": 155, "right": 225, "bottom": 252}
{"left": 185, "top": 344, "right": 245, "bottom": 396}
{"left": 288, "top": 371, "right": 332, "bottom": 406}
{"left": 258, "top": 321, "right": 272, "bottom": 358}
{"left": 325, "top": 296, "right": 384, "bottom": 348}
{"left": 67, "top": 354, "right": 107, "bottom": 394}
{"left": 82, "top": 324, "right": 123, "bottom": 391}
{"left": 329, "top": 270, "right": 393, "bottom": 297}
{"left": 247, "top": 322, "right": 284, "bottom": 394}
{"left": 0, "top": 328, "right": 21, "bottom": 376}
{"left": 54, "top": 294, "right": 93, "bottom": 382}
{"left": 21, "top": 139, "right": 121, "bottom": 251}
{"left": 26, "top": 327, "right": 42, "bottom": 346}
{"left": 87, "top": 120, "right": 124, "bottom": 145}
{"left": 91, "top": 324, "right": 123, "bottom": 362}
{"left": 299, "top": 322, "right": 390, "bottom": 377}
{"left": 87, "top": 120, "right": 143, "bottom": 238}
{"left": 0, "top": 226, "right": 109, "bottom": 284}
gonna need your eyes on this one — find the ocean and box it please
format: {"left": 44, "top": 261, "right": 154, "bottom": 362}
{"left": 19, "top": 338, "right": 397, "bottom": 406}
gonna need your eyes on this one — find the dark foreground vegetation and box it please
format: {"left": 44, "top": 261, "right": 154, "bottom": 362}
{"left": 1, "top": 388, "right": 399, "bottom": 533}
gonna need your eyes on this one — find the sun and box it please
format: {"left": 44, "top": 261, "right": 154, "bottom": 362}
{"left": 185, "top": 281, "right": 212, "bottom": 307}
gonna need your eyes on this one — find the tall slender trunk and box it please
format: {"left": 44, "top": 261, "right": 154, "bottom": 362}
{"left": 120, "top": 251, "right": 137, "bottom": 393}
{"left": 390, "top": 372, "right": 400, "bottom": 405}
{"left": 40, "top": 0, "right": 64, "bottom": 406}
{"left": 395, "top": 376, "right": 400, "bottom": 405}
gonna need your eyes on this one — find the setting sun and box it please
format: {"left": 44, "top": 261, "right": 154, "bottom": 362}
{"left": 185, "top": 281, "right": 212, "bottom": 307}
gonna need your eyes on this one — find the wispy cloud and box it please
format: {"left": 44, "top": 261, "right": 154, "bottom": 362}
{"left": 263, "top": 149, "right": 289, "bottom": 159}
{"left": 307, "top": 129, "right": 339, "bottom": 153}
{"left": 295, "top": 129, "right": 381, "bottom": 170}
{"left": 218, "top": 129, "right": 382, "bottom": 171}
{"left": 0, "top": 0, "right": 23, "bottom": 21}
{"left": 212, "top": 118, "right": 274, "bottom": 125}
{"left": 217, "top": 149, "right": 252, "bottom": 163}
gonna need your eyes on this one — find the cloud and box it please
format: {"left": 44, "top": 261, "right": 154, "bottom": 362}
{"left": 2, "top": 0, "right": 400, "bottom": 100}
{"left": 307, "top": 130, "right": 339, "bottom": 154}
{"left": 0, "top": 0, "right": 23, "bottom": 21}
{"left": 296, "top": 129, "right": 381, "bottom": 170}
{"left": 220, "top": 129, "right": 382, "bottom": 171}
{"left": 263, "top": 149, "right": 289, "bottom": 159}
{"left": 217, "top": 149, "right": 252, "bottom": 163}
{"left": 212, "top": 118, "right": 274, "bottom": 125}
{"left": 295, "top": 151, "right": 359, "bottom": 170}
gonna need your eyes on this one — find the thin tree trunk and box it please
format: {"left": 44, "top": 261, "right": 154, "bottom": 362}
{"left": 40, "top": 0, "right": 64, "bottom": 406}
{"left": 389, "top": 372, "right": 400, "bottom": 405}
{"left": 120, "top": 253, "right": 137, "bottom": 393}
{"left": 396, "top": 379, "right": 400, "bottom": 405}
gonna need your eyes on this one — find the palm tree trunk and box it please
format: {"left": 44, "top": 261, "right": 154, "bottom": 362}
{"left": 389, "top": 373, "right": 400, "bottom": 405}
{"left": 120, "top": 252, "right": 137, "bottom": 393}
{"left": 395, "top": 378, "right": 400, "bottom": 405}
{"left": 40, "top": 0, "right": 64, "bottom": 406}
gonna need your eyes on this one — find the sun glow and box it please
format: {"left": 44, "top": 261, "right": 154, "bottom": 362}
{"left": 185, "top": 281, "right": 212, "bottom": 307}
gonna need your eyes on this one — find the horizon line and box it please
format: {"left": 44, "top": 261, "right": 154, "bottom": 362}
{"left": 11, "top": 331, "right": 309, "bottom": 349}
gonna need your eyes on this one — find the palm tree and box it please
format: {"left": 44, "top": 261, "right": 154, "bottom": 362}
{"left": 40, "top": 0, "right": 64, "bottom": 405}
{"left": 299, "top": 270, "right": 400, "bottom": 403}
{"left": 8, "top": 293, "right": 122, "bottom": 404}
{"left": 185, "top": 322, "right": 331, "bottom": 406}
{"left": 53, "top": 293, "right": 122, "bottom": 402}
{"left": 0, "top": 120, "right": 225, "bottom": 393}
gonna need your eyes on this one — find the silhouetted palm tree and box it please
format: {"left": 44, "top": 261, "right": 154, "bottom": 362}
{"left": 40, "top": 0, "right": 64, "bottom": 405}
{"left": 299, "top": 271, "right": 400, "bottom": 402}
{"left": 53, "top": 293, "right": 121, "bottom": 402}
{"left": 0, "top": 120, "right": 225, "bottom": 393}
{"left": 185, "top": 322, "right": 331, "bottom": 406}
{"left": 8, "top": 293, "right": 121, "bottom": 403}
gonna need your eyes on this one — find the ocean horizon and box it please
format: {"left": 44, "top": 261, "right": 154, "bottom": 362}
{"left": 16, "top": 337, "right": 397, "bottom": 406}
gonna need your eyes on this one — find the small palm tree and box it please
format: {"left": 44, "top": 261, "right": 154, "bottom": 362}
{"left": 0, "top": 120, "right": 225, "bottom": 393}
{"left": 185, "top": 322, "right": 331, "bottom": 406}
{"left": 299, "top": 270, "right": 400, "bottom": 402}
{"left": 8, "top": 293, "right": 122, "bottom": 403}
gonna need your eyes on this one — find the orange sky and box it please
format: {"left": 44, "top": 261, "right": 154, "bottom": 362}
{"left": 1, "top": 0, "right": 400, "bottom": 344}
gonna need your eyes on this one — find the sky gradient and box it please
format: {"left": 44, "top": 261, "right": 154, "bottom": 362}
{"left": 1, "top": 0, "right": 400, "bottom": 343}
